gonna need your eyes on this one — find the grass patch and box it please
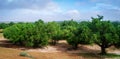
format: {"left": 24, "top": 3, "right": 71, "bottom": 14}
{"left": 78, "top": 53, "right": 120, "bottom": 59}
{"left": 100, "top": 53, "right": 120, "bottom": 58}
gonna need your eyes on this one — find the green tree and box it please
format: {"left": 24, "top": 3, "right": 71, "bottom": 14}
{"left": 3, "top": 19, "right": 49, "bottom": 47}
{"left": 66, "top": 23, "right": 91, "bottom": 49}
{"left": 33, "top": 19, "right": 49, "bottom": 47}
{"left": 3, "top": 23, "right": 35, "bottom": 46}
{"left": 78, "top": 23, "right": 92, "bottom": 44}
{"left": 0, "top": 23, "right": 9, "bottom": 29}
{"left": 61, "top": 20, "right": 79, "bottom": 49}
{"left": 65, "top": 25, "right": 78, "bottom": 49}
{"left": 60, "top": 20, "right": 79, "bottom": 39}
{"left": 114, "top": 25, "right": 120, "bottom": 48}
{"left": 46, "top": 21, "right": 62, "bottom": 45}
{"left": 0, "top": 22, "right": 15, "bottom": 29}
{"left": 91, "top": 15, "right": 119, "bottom": 55}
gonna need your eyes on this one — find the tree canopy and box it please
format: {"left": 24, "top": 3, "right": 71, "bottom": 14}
{"left": 91, "top": 15, "right": 119, "bottom": 54}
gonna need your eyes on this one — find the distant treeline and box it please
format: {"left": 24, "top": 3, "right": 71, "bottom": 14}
{"left": 0, "top": 20, "right": 120, "bottom": 29}
{"left": 0, "top": 22, "right": 15, "bottom": 29}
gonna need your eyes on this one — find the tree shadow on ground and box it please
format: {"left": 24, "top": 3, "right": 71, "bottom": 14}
{"left": 1, "top": 39, "right": 120, "bottom": 59}
{"left": 0, "top": 39, "right": 29, "bottom": 50}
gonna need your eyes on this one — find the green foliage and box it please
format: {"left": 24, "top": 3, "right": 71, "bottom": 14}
{"left": 66, "top": 25, "right": 78, "bottom": 49}
{"left": 0, "top": 22, "right": 15, "bottom": 29}
{"left": 20, "top": 51, "right": 35, "bottom": 59}
{"left": 114, "top": 25, "right": 120, "bottom": 48}
{"left": 3, "top": 16, "right": 120, "bottom": 55}
{"left": 91, "top": 15, "right": 119, "bottom": 55}
{"left": 57, "top": 20, "right": 78, "bottom": 49}
{"left": 62, "top": 20, "right": 92, "bottom": 49}
{"left": 3, "top": 20, "right": 49, "bottom": 47}
{"left": 19, "top": 52, "right": 28, "bottom": 57}
{"left": 46, "top": 21, "right": 62, "bottom": 45}
{"left": 34, "top": 19, "right": 49, "bottom": 47}
{"left": 78, "top": 23, "right": 92, "bottom": 44}
{"left": 3, "top": 23, "right": 35, "bottom": 46}
{"left": 100, "top": 53, "right": 120, "bottom": 58}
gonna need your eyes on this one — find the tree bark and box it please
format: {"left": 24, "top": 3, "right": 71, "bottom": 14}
{"left": 52, "top": 40, "right": 57, "bottom": 45}
{"left": 73, "top": 44, "right": 78, "bottom": 50}
{"left": 100, "top": 46, "right": 106, "bottom": 55}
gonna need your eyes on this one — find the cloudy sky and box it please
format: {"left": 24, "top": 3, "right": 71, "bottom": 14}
{"left": 0, "top": 0, "right": 120, "bottom": 22}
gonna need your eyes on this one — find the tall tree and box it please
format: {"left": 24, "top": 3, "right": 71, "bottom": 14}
{"left": 91, "top": 15, "right": 119, "bottom": 55}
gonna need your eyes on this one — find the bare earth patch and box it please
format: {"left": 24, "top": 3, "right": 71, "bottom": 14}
{"left": 0, "top": 38, "right": 120, "bottom": 59}
{"left": 27, "top": 40, "right": 101, "bottom": 54}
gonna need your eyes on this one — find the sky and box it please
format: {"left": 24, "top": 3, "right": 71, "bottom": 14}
{"left": 0, "top": 0, "right": 120, "bottom": 22}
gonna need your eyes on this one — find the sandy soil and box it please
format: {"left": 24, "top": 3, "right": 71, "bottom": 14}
{"left": 0, "top": 38, "right": 120, "bottom": 59}
{"left": 0, "top": 38, "right": 120, "bottom": 54}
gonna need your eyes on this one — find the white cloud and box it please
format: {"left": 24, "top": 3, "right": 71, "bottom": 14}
{"left": 0, "top": 0, "right": 82, "bottom": 22}
{"left": 0, "top": 0, "right": 120, "bottom": 22}
{"left": 64, "top": 10, "right": 80, "bottom": 20}
{"left": 0, "top": 0, "right": 63, "bottom": 22}
{"left": 66, "top": 10, "right": 80, "bottom": 15}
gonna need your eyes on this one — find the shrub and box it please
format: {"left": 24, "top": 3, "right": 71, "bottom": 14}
{"left": 19, "top": 52, "right": 28, "bottom": 57}
{"left": 19, "top": 51, "right": 34, "bottom": 59}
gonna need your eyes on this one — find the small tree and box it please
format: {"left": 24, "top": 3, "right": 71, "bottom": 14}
{"left": 66, "top": 25, "right": 78, "bottom": 49}
{"left": 66, "top": 24, "right": 91, "bottom": 49}
{"left": 4, "top": 20, "right": 49, "bottom": 47}
{"left": 91, "top": 15, "right": 119, "bottom": 55}
{"left": 3, "top": 23, "right": 35, "bottom": 46}
{"left": 78, "top": 23, "right": 92, "bottom": 44}
{"left": 46, "top": 21, "right": 61, "bottom": 45}
{"left": 33, "top": 19, "right": 49, "bottom": 47}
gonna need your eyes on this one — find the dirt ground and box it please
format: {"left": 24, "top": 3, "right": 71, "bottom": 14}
{"left": 0, "top": 34, "right": 120, "bottom": 59}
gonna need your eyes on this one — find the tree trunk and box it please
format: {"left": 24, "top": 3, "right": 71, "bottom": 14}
{"left": 100, "top": 36, "right": 107, "bottom": 55}
{"left": 100, "top": 46, "right": 106, "bottom": 55}
{"left": 73, "top": 44, "right": 78, "bottom": 50}
{"left": 52, "top": 40, "right": 57, "bottom": 45}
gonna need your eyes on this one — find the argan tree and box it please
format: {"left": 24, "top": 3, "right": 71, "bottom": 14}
{"left": 114, "top": 25, "right": 120, "bottom": 48}
{"left": 3, "top": 23, "right": 35, "bottom": 46}
{"left": 66, "top": 23, "right": 92, "bottom": 49}
{"left": 4, "top": 20, "right": 49, "bottom": 47}
{"left": 33, "top": 20, "right": 49, "bottom": 47}
{"left": 91, "top": 15, "right": 119, "bottom": 55}
{"left": 46, "top": 21, "right": 62, "bottom": 45}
